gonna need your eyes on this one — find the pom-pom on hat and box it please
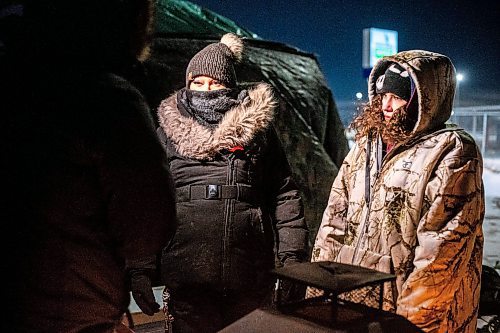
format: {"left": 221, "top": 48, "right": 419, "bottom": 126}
{"left": 186, "top": 33, "right": 244, "bottom": 88}
{"left": 375, "top": 63, "right": 412, "bottom": 101}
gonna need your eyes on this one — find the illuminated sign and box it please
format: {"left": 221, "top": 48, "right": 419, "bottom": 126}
{"left": 362, "top": 28, "right": 398, "bottom": 76}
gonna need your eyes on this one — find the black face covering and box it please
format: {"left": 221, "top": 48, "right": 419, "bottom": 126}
{"left": 179, "top": 88, "right": 248, "bottom": 128}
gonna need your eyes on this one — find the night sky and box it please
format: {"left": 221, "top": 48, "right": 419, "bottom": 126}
{"left": 190, "top": 0, "right": 500, "bottom": 104}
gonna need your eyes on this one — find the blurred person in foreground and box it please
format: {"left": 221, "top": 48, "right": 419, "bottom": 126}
{"left": 156, "top": 33, "right": 309, "bottom": 332}
{"left": 2, "top": 1, "right": 176, "bottom": 332}
{"left": 308, "top": 50, "right": 484, "bottom": 332}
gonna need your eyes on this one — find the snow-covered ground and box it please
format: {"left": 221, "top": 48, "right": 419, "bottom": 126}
{"left": 483, "top": 158, "right": 500, "bottom": 270}
{"left": 483, "top": 158, "right": 500, "bottom": 197}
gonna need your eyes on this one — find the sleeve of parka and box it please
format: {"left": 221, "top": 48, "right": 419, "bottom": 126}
{"left": 95, "top": 74, "right": 177, "bottom": 261}
{"left": 396, "top": 134, "right": 484, "bottom": 332}
{"left": 263, "top": 126, "right": 309, "bottom": 265}
{"left": 310, "top": 145, "right": 357, "bottom": 264}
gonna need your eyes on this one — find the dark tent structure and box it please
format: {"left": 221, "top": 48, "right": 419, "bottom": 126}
{"left": 0, "top": 0, "right": 348, "bottom": 246}
{"left": 144, "top": 0, "right": 349, "bottom": 246}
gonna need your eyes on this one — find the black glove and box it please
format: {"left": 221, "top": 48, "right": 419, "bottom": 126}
{"left": 126, "top": 256, "right": 160, "bottom": 316}
{"left": 276, "top": 278, "right": 306, "bottom": 305}
{"left": 274, "top": 260, "right": 307, "bottom": 305}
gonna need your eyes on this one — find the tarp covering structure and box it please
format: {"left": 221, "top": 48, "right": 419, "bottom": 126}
{"left": 155, "top": 0, "right": 257, "bottom": 38}
{"left": 144, "top": 0, "right": 350, "bottom": 246}
{"left": 0, "top": 0, "right": 349, "bottom": 247}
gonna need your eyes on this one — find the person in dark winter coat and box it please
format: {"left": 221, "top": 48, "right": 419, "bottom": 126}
{"left": 156, "top": 33, "right": 309, "bottom": 333}
{"left": 2, "top": 1, "right": 176, "bottom": 332}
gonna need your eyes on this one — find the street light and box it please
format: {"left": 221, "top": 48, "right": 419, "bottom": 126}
{"left": 456, "top": 72, "right": 464, "bottom": 107}
{"left": 354, "top": 92, "right": 364, "bottom": 114}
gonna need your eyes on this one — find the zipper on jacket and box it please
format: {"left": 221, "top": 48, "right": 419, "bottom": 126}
{"left": 353, "top": 128, "right": 452, "bottom": 262}
{"left": 222, "top": 154, "right": 236, "bottom": 296}
{"left": 352, "top": 135, "right": 382, "bottom": 262}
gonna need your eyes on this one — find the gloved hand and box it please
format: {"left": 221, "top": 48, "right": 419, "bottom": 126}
{"left": 274, "top": 260, "right": 307, "bottom": 305}
{"left": 276, "top": 278, "right": 306, "bottom": 305}
{"left": 126, "top": 256, "right": 160, "bottom": 316}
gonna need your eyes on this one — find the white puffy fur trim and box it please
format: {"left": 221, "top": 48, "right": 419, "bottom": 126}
{"left": 221, "top": 33, "right": 244, "bottom": 62}
{"left": 157, "top": 83, "right": 276, "bottom": 160}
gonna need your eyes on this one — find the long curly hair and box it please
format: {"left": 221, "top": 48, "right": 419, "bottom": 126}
{"left": 350, "top": 95, "right": 417, "bottom": 144}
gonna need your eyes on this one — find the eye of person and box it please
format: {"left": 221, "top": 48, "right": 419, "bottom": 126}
{"left": 192, "top": 79, "right": 204, "bottom": 86}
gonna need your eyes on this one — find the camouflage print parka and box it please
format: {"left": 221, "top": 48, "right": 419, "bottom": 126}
{"left": 311, "top": 50, "right": 484, "bottom": 333}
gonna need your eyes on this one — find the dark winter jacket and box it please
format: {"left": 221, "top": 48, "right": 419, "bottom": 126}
{"left": 5, "top": 67, "right": 177, "bottom": 332}
{"left": 157, "top": 83, "right": 309, "bottom": 295}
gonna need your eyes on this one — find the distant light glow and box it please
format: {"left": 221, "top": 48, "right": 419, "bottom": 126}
{"left": 355, "top": 92, "right": 363, "bottom": 99}
{"left": 456, "top": 73, "right": 464, "bottom": 82}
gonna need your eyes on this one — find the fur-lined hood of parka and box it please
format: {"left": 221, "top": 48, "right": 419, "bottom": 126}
{"left": 157, "top": 83, "right": 277, "bottom": 160}
{"left": 368, "top": 50, "right": 456, "bottom": 136}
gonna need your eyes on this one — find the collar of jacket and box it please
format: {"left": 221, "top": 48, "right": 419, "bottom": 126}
{"left": 363, "top": 124, "right": 456, "bottom": 165}
{"left": 157, "top": 83, "right": 277, "bottom": 160}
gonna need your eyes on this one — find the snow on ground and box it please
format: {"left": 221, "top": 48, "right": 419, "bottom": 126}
{"left": 483, "top": 158, "right": 500, "bottom": 270}
{"left": 483, "top": 158, "right": 500, "bottom": 197}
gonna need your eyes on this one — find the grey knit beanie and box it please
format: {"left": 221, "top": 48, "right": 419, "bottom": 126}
{"left": 186, "top": 33, "right": 244, "bottom": 88}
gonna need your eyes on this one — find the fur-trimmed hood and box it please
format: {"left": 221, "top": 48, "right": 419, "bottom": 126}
{"left": 157, "top": 83, "right": 277, "bottom": 160}
{"left": 368, "top": 50, "right": 456, "bottom": 136}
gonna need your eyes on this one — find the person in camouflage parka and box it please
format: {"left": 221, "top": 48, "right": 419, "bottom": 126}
{"left": 310, "top": 50, "right": 484, "bottom": 333}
